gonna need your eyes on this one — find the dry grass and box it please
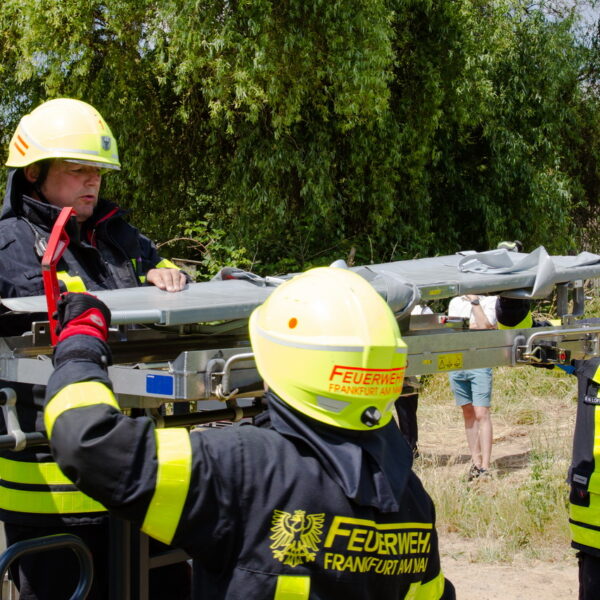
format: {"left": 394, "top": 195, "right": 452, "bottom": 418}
{"left": 412, "top": 366, "right": 577, "bottom": 563}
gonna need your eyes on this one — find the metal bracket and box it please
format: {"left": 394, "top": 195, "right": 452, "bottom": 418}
{"left": 208, "top": 353, "right": 256, "bottom": 401}
{"left": 511, "top": 335, "right": 526, "bottom": 366}
{"left": 557, "top": 280, "right": 585, "bottom": 319}
{"left": 225, "top": 399, "right": 244, "bottom": 422}
{"left": 205, "top": 357, "right": 226, "bottom": 399}
{"left": 516, "top": 325, "right": 600, "bottom": 365}
{"left": 0, "top": 388, "right": 26, "bottom": 451}
{"left": 585, "top": 332, "right": 599, "bottom": 357}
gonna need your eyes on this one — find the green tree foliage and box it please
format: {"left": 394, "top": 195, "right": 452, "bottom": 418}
{"left": 0, "top": 0, "right": 597, "bottom": 275}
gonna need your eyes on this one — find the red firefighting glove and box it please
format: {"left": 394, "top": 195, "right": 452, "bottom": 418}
{"left": 54, "top": 292, "right": 111, "bottom": 343}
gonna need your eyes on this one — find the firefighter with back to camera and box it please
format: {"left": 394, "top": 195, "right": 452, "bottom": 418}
{"left": 43, "top": 267, "right": 455, "bottom": 599}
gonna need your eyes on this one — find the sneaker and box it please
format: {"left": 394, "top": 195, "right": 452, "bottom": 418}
{"left": 468, "top": 464, "right": 481, "bottom": 481}
{"left": 468, "top": 464, "right": 492, "bottom": 481}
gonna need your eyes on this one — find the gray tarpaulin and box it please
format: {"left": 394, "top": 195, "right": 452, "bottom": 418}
{"left": 457, "top": 247, "right": 600, "bottom": 298}
{"left": 4, "top": 246, "right": 600, "bottom": 325}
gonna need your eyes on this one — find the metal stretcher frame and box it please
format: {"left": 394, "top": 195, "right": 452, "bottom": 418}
{"left": 2, "top": 246, "right": 600, "bottom": 598}
{"left": 0, "top": 245, "right": 599, "bottom": 405}
{"left": 4, "top": 246, "right": 600, "bottom": 323}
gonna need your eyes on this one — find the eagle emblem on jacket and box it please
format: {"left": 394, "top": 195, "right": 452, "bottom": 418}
{"left": 269, "top": 509, "right": 325, "bottom": 567}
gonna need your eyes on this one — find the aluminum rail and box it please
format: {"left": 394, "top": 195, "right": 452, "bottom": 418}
{"left": 0, "top": 322, "right": 597, "bottom": 407}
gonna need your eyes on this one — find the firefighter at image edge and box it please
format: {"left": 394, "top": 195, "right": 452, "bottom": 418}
{"left": 0, "top": 98, "right": 190, "bottom": 599}
{"left": 496, "top": 296, "right": 600, "bottom": 600}
{"left": 43, "top": 268, "right": 456, "bottom": 599}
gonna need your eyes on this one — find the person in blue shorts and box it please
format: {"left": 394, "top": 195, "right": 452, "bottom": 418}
{"left": 447, "top": 294, "right": 497, "bottom": 480}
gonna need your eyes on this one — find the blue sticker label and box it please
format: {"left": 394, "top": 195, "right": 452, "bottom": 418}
{"left": 146, "top": 374, "right": 174, "bottom": 396}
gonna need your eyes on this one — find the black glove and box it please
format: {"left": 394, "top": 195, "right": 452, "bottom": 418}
{"left": 54, "top": 292, "right": 111, "bottom": 343}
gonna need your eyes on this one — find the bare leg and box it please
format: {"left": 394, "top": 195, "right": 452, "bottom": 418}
{"left": 474, "top": 406, "right": 493, "bottom": 470}
{"left": 461, "top": 403, "right": 482, "bottom": 468}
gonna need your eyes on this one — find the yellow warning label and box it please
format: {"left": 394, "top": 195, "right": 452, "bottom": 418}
{"left": 437, "top": 353, "right": 463, "bottom": 371}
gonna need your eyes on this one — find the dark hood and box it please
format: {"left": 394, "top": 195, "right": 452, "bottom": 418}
{"left": 257, "top": 392, "right": 413, "bottom": 513}
{"left": 2, "top": 168, "right": 29, "bottom": 219}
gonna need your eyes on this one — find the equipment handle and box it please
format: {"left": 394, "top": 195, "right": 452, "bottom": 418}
{"left": 0, "top": 534, "right": 93, "bottom": 600}
{"left": 42, "top": 207, "right": 75, "bottom": 345}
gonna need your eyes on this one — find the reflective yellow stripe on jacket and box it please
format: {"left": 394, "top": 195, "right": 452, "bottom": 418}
{"left": 0, "top": 457, "right": 71, "bottom": 485}
{"left": 404, "top": 572, "right": 445, "bottom": 599}
{"left": 570, "top": 493, "right": 600, "bottom": 550}
{"left": 9, "top": 380, "right": 122, "bottom": 515}
{"left": 570, "top": 388, "right": 600, "bottom": 548}
{"left": 0, "top": 455, "right": 104, "bottom": 514}
{"left": 141, "top": 428, "right": 192, "bottom": 545}
{"left": 57, "top": 271, "right": 87, "bottom": 292}
{"left": 0, "top": 476, "right": 105, "bottom": 513}
{"left": 44, "top": 381, "right": 119, "bottom": 438}
{"left": 274, "top": 575, "right": 310, "bottom": 599}
{"left": 132, "top": 258, "right": 180, "bottom": 284}
{"left": 5, "top": 383, "right": 114, "bottom": 514}
{"left": 155, "top": 258, "right": 179, "bottom": 270}
{"left": 497, "top": 312, "right": 533, "bottom": 330}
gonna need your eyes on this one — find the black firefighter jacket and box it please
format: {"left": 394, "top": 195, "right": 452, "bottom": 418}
{"left": 0, "top": 168, "right": 178, "bottom": 526}
{"left": 568, "top": 357, "right": 600, "bottom": 556}
{"left": 496, "top": 298, "right": 600, "bottom": 555}
{"left": 44, "top": 334, "right": 453, "bottom": 600}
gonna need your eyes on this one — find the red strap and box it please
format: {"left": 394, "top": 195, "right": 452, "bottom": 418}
{"left": 42, "top": 207, "right": 75, "bottom": 345}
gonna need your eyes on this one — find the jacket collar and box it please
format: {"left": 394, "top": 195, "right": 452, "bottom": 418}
{"left": 261, "top": 392, "right": 413, "bottom": 513}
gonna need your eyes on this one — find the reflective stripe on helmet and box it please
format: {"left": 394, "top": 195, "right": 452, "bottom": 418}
{"left": 44, "top": 381, "right": 119, "bottom": 438}
{"left": 255, "top": 327, "right": 362, "bottom": 353}
{"left": 255, "top": 325, "right": 408, "bottom": 355}
{"left": 64, "top": 159, "right": 119, "bottom": 171}
{"left": 141, "top": 428, "right": 191, "bottom": 545}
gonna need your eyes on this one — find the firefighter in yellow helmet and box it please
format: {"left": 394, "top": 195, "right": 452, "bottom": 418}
{"left": 0, "top": 99, "right": 190, "bottom": 599}
{"left": 43, "top": 268, "right": 455, "bottom": 599}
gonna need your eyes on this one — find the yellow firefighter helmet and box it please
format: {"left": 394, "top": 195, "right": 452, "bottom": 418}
{"left": 6, "top": 98, "right": 120, "bottom": 171}
{"left": 249, "top": 267, "right": 407, "bottom": 430}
